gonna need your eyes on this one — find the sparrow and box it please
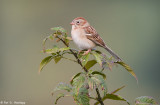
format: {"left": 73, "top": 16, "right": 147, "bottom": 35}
{"left": 70, "top": 17, "right": 122, "bottom": 61}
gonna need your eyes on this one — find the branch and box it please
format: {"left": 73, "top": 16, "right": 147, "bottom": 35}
{"left": 57, "top": 36, "right": 88, "bottom": 72}
{"left": 95, "top": 88, "right": 104, "bottom": 105}
{"left": 57, "top": 35, "right": 105, "bottom": 105}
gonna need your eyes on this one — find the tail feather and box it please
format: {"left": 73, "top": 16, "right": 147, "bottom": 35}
{"left": 104, "top": 45, "right": 122, "bottom": 61}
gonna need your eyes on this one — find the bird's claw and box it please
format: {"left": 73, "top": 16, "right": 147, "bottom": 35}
{"left": 82, "top": 49, "right": 91, "bottom": 55}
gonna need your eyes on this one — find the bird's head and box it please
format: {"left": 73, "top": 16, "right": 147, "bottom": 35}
{"left": 70, "top": 17, "right": 90, "bottom": 27}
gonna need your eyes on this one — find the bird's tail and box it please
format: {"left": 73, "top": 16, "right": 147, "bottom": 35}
{"left": 104, "top": 45, "right": 122, "bottom": 61}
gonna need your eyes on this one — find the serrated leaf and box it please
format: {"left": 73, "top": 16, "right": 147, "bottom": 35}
{"left": 135, "top": 96, "right": 158, "bottom": 105}
{"left": 88, "top": 74, "right": 107, "bottom": 95}
{"left": 90, "top": 76, "right": 101, "bottom": 86}
{"left": 39, "top": 56, "right": 53, "bottom": 73}
{"left": 92, "top": 52, "right": 102, "bottom": 66}
{"left": 91, "top": 71, "right": 106, "bottom": 79}
{"left": 70, "top": 72, "right": 83, "bottom": 85}
{"left": 95, "top": 93, "right": 130, "bottom": 105}
{"left": 85, "top": 60, "right": 97, "bottom": 70}
{"left": 53, "top": 82, "right": 72, "bottom": 93}
{"left": 72, "top": 75, "right": 85, "bottom": 89}
{"left": 116, "top": 61, "right": 138, "bottom": 83}
{"left": 88, "top": 77, "right": 96, "bottom": 90}
{"left": 94, "top": 74, "right": 107, "bottom": 96}
{"left": 73, "top": 86, "right": 89, "bottom": 105}
{"left": 77, "top": 87, "right": 90, "bottom": 105}
{"left": 81, "top": 53, "right": 90, "bottom": 66}
{"left": 111, "top": 85, "right": 125, "bottom": 94}
{"left": 55, "top": 93, "right": 64, "bottom": 104}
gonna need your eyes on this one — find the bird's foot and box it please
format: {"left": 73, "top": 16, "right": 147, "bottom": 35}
{"left": 82, "top": 49, "right": 91, "bottom": 55}
{"left": 78, "top": 50, "right": 83, "bottom": 54}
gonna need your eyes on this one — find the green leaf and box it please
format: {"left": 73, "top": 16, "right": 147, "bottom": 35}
{"left": 66, "top": 37, "right": 72, "bottom": 40}
{"left": 85, "top": 60, "right": 97, "bottom": 70}
{"left": 101, "top": 56, "right": 115, "bottom": 71}
{"left": 58, "top": 47, "right": 70, "bottom": 52}
{"left": 92, "top": 52, "right": 102, "bottom": 66}
{"left": 51, "top": 27, "right": 66, "bottom": 33}
{"left": 116, "top": 61, "right": 138, "bottom": 83}
{"left": 55, "top": 93, "right": 64, "bottom": 104}
{"left": 91, "top": 71, "right": 106, "bottom": 79}
{"left": 135, "top": 96, "right": 158, "bottom": 105}
{"left": 48, "top": 35, "right": 54, "bottom": 40}
{"left": 88, "top": 74, "right": 107, "bottom": 95}
{"left": 81, "top": 53, "right": 90, "bottom": 66}
{"left": 94, "top": 74, "right": 107, "bottom": 96}
{"left": 72, "top": 75, "right": 85, "bottom": 89}
{"left": 111, "top": 85, "right": 125, "bottom": 94}
{"left": 88, "top": 77, "right": 96, "bottom": 90}
{"left": 42, "top": 35, "right": 54, "bottom": 47}
{"left": 43, "top": 37, "right": 48, "bottom": 46}
{"left": 44, "top": 49, "right": 56, "bottom": 54}
{"left": 54, "top": 56, "right": 62, "bottom": 64}
{"left": 39, "top": 56, "right": 53, "bottom": 73}
{"left": 94, "top": 50, "right": 102, "bottom": 54}
{"left": 45, "top": 45, "right": 59, "bottom": 54}
{"left": 95, "top": 93, "right": 130, "bottom": 105}
{"left": 70, "top": 72, "right": 83, "bottom": 85}
{"left": 44, "top": 47, "right": 70, "bottom": 54}
{"left": 53, "top": 82, "right": 72, "bottom": 93}
{"left": 73, "top": 86, "right": 89, "bottom": 105}
{"left": 77, "top": 87, "right": 90, "bottom": 105}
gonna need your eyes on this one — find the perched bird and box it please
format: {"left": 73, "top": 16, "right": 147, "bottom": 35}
{"left": 70, "top": 17, "right": 122, "bottom": 61}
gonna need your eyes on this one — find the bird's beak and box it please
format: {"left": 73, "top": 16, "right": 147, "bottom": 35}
{"left": 70, "top": 21, "right": 74, "bottom": 25}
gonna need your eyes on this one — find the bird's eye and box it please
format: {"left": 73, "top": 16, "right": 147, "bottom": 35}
{"left": 76, "top": 21, "right": 80, "bottom": 24}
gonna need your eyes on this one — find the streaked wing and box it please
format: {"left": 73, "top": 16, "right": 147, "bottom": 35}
{"left": 84, "top": 26, "right": 106, "bottom": 47}
{"left": 84, "top": 26, "right": 122, "bottom": 61}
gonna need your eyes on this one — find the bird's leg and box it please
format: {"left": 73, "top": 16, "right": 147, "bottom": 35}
{"left": 83, "top": 49, "right": 91, "bottom": 55}
{"left": 78, "top": 50, "right": 83, "bottom": 54}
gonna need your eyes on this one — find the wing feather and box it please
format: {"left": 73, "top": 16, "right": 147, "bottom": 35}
{"left": 84, "top": 26, "right": 106, "bottom": 47}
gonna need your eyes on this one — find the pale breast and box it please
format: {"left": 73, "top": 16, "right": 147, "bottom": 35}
{"left": 71, "top": 26, "right": 96, "bottom": 50}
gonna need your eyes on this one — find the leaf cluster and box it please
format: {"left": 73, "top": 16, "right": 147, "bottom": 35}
{"left": 39, "top": 27, "right": 158, "bottom": 105}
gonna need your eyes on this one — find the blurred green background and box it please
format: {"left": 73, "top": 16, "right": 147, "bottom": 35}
{"left": 0, "top": 0, "right": 160, "bottom": 105}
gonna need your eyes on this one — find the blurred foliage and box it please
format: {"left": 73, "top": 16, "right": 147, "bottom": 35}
{"left": 39, "top": 27, "right": 158, "bottom": 105}
{"left": 135, "top": 96, "right": 158, "bottom": 105}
